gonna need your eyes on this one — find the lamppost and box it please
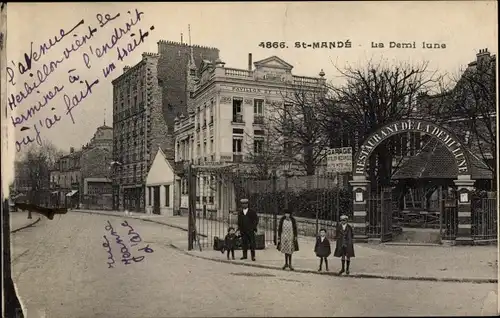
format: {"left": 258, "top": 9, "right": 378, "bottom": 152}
{"left": 109, "top": 161, "right": 122, "bottom": 212}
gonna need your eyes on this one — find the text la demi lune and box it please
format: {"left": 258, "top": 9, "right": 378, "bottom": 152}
{"left": 371, "top": 41, "right": 446, "bottom": 49}
{"left": 354, "top": 120, "right": 467, "bottom": 175}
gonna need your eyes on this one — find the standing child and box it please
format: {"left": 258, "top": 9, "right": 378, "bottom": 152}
{"left": 222, "top": 227, "right": 237, "bottom": 260}
{"left": 334, "top": 215, "right": 355, "bottom": 275}
{"left": 314, "top": 228, "right": 331, "bottom": 271}
{"left": 277, "top": 208, "right": 299, "bottom": 270}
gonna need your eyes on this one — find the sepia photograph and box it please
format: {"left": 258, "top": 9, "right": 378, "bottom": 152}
{"left": 1, "top": 1, "right": 498, "bottom": 317}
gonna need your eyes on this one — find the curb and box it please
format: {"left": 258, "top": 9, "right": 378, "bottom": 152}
{"left": 168, "top": 243, "right": 497, "bottom": 285}
{"left": 72, "top": 210, "right": 208, "bottom": 237}
{"left": 76, "top": 210, "right": 498, "bottom": 284}
{"left": 383, "top": 242, "right": 442, "bottom": 247}
{"left": 11, "top": 217, "right": 41, "bottom": 234}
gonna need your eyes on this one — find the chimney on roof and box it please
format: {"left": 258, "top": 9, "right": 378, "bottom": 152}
{"left": 248, "top": 53, "right": 252, "bottom": 71}
{"left": 477, "top": 48, "right": 491, "bottom": 64}
{"left": 70, "top": 147, "right": 74, "bottom": 153}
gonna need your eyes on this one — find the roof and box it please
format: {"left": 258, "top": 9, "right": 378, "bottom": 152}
{"left": 97, "top": 125, "right": 113, "bottom": 130}
{"left": 253, "top": 56, "right": 294, "bottom": 70}
{"left": 393, "top": 144, "right": 492, "bottom": 180}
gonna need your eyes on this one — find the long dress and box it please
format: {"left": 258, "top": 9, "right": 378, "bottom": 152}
{"left": 280, "top": 218, "right": 295, "bottom": 254}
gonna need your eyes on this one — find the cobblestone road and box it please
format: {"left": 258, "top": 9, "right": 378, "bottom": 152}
{"left": 11, "top": 212, "right": 498, "bottom": 317}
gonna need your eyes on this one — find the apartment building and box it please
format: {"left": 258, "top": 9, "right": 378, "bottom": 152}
{"left": 111, "top": 39, "right": 220, "bottom": 212}
{"left": 174, "top": 53, "right": 326, "bottom": 165}
{"left": 173, "top": 53, "right": 326, "bottom": 210}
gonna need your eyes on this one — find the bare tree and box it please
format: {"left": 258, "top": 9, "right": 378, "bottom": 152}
{"left": 451, "top": 52, "right": 496, "bottom": 189}
{"left": 323, "top": 60, "right": 447, "bottom": 188}
{"left": 21, "top": 141, "right": 63, "bottom": 210}
{"left": 243, "top": 119, "right": 284, "bottom": 179}
{"left": 267, "top": 86, "right": 329, "bottom": 176}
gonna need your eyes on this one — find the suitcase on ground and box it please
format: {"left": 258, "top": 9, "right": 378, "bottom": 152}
{"left": 213, "top": 236, "right": 225, "bottom": 251}
{"left": 255, "top": 233, "right": 265, "bottom": 250}
{"left": 233, "top": 233, "right": 265, "bottom": 250}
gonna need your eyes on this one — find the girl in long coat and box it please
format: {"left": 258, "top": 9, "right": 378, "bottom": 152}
{"left": 277, "top": 208, "right": 299, "bottom": 270}
{"left": 334, "top": 214, "right": 355, "bottom": 275}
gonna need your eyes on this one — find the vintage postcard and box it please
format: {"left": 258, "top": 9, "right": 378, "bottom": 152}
{"left": 1, "top": 1, "right": 498, "bottom": 317}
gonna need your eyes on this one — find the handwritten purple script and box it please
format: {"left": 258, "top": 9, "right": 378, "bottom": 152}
{"left": 102, "top": 220, "right": 154, "bottom": 268}
{"left": 6, "top": 9, "right": 154, "bottom": 152}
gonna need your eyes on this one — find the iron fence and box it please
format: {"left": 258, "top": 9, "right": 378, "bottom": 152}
{"left": 185, "top": 164, "right": 349, "bottom": 250}
{"left": 367, "top": 188, "right": 393, "bottom": 240}
{"left": 472, "top": 197, "right": 497, "bottom": 241}
{"left": 441, "top": 198, "right": 458, "bottom": 240}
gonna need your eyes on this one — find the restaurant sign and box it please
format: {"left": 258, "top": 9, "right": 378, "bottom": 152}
{"left": 354, "top": 119, "right": 470, "bottom": 176}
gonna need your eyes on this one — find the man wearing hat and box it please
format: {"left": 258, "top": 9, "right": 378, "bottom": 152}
{"left": 333, "top": 214, "right": 355, "bottom": 275}
{"left": 237, "top": 198, "right": 259, "bottom": 261}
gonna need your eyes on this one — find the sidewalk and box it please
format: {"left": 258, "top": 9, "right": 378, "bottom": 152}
{"left": 10, "top": 211, "right": 41, "bottom": 233}
{"left": 74, "top": 209, "right": 498, "bottom": 283}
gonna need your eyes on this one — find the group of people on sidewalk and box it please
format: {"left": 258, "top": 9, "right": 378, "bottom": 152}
{"left": 221, "top": 198, "right": 355, "bottom": 275}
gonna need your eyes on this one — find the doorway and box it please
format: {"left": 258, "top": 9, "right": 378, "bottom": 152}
{"left": 153, "top": 186, "right": 160, "bottom": 215}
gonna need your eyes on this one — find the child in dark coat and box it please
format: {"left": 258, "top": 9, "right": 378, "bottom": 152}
{"left": 221, "top": 227, "right": 237, "bottom": 260}
{"left": 334, "top": 215, "right": 355, "bottom": 275}
{"left": 314, "top": 228, "right": 331, "bottom": 271}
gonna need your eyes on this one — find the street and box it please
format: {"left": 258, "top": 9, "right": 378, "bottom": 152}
{"left": 11, "top": 212, "right": 498, "bottom": 317}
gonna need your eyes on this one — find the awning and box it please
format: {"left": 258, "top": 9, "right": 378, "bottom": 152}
{"left": 66, "top": 190, "right": 78, "bottom": 197}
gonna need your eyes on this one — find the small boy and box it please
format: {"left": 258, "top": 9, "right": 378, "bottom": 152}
{"left": 221, "top": 227, "right": 237, "bottom": 260}
{"left": 314, "top": 228, "right": 331, "bottom": 272}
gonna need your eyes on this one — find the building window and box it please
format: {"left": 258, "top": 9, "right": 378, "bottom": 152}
{"left": 210, "top": 99, "right": 214, "bottom": 123}
{"left": 165, "top": 185, "right": 170, "bottom": 207}
{"left": 254, "top": 139, "right": 264, "bottom": 154}
{"left": 254, "top": 99, "right": 264, "bottom": 114}
{"left": 233, "top": 97, "right": 243, "bottom": 122}
{"left": 232, "top": 138, "right": 242, "bottom": 153}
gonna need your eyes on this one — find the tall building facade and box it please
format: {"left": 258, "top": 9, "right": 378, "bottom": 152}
{"left": 111, "top": 40, "right": 220, "bottom": 212}
{"left": 80, "top": 124, "right": 114, "bottom": 210}
{"left": 50, "top": 147, "right": 82, "bottom": 208}
{"left": 173, "top": 54, "right": 325, "bottom": 211}
{"left": 49, "top": 124, "right": 114, "bottom": 208}
{"left": 174, "top": 54, "right": 326, "bottom": 165}
{"left": 111, "top": 53, "right": 163, "bottom": 212}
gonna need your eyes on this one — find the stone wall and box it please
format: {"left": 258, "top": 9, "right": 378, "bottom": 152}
{"left": 157, "top": 40, "right": 220, "bottom": 133}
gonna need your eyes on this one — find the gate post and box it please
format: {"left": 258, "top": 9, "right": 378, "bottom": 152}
{"left": 187, "top": 164, "right": 196, "bottom": 251}
{"left": 271, "top": 170, "right": 278, "bottom": 245}
{"left": 454, "top": 177, "right": 475, "bottom": 245}
{"left": 349, "top": 176, "right": 370, "bottom": 243}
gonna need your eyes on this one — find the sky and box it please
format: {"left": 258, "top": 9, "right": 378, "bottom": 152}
{"left": 1, "top": 1, "right": 498, "bottom": 193}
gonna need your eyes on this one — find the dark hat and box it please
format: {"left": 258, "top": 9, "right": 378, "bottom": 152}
{"left": 284, "top": 208, "right": 293, "bottom": 215}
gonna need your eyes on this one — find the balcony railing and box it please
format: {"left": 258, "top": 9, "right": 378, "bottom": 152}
{"left": 254, "top": 115, "right": 264, "bottom": 124}
{"left": 225, "top": 68, "right": 253, "bottom": 78}
{"left": 293, "top": 75, "right": 322, "bottom": 85}
{"left": 232, "top": 114, "right": 244, "bottom": 123}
